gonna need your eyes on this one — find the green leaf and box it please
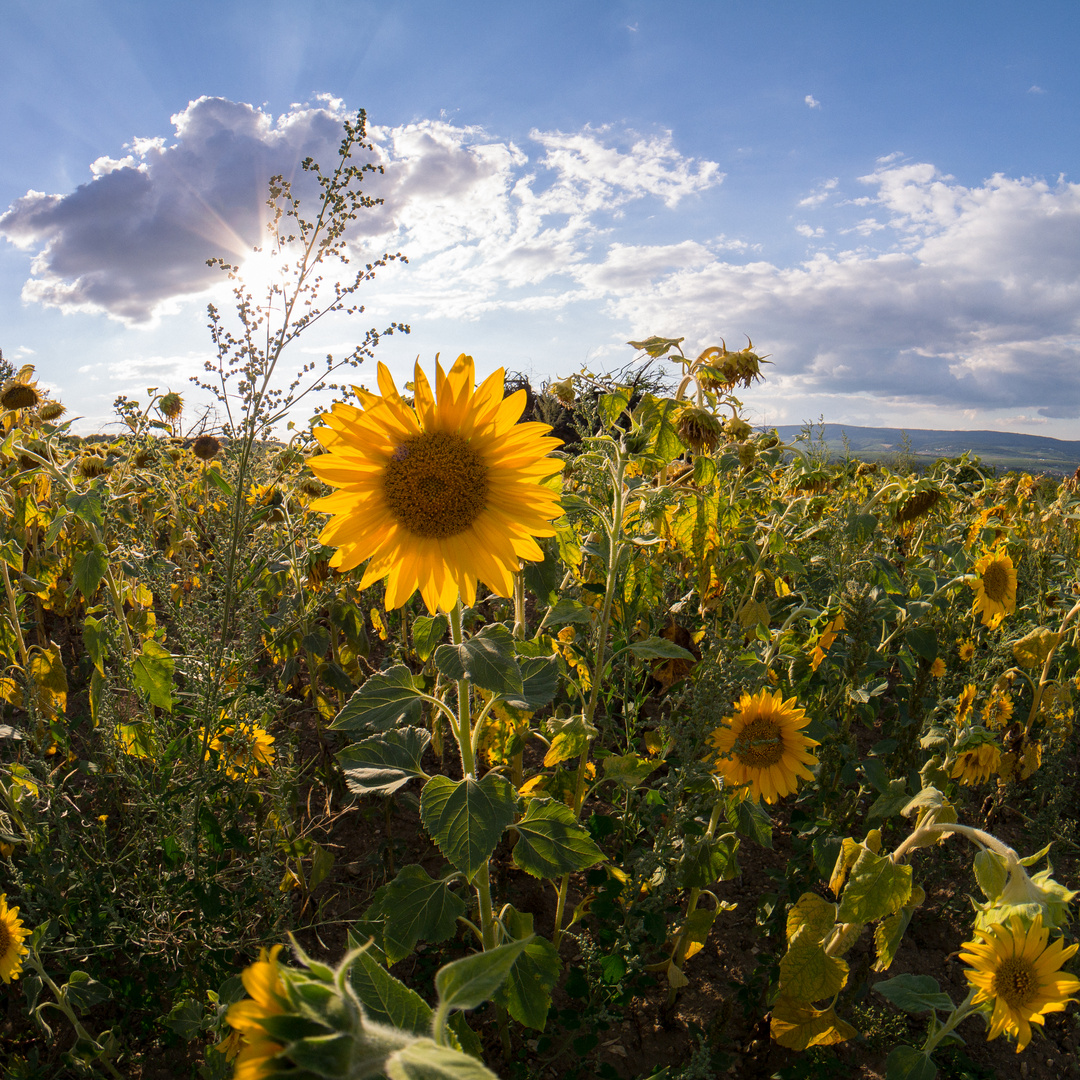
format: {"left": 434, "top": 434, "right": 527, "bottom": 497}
{"left": 131, "top": 640, "right": 175, "bottom": 711}
{"left": 867, "top": 778, "right": 911, "bottom": 823}
{"left": 874, "top": 974, "right": 954, "bottom": 1015}
{"left": 905, "top": 628, "right": 938, "bottom": 662}
{"left": 786, "top": 893, "right": 837, "bottom": 944}
{"left": 679, "top": 832, "right": 739, "bottom": 889}
{"left": 434, "top": 624, "right": 522, "bottom": 696}
{"left": 732, "top": 798, "right": 773, "bottom": 849}
{"left": 203, "top": 467, "right": 234, "bottom": 499}
{"left": 369, "top": 864, "right": 467, "bottom": 965}
{"left": 511, "top": 798, "right": 605, "bottom": 879}
{"left": 623, "top": 636, "right": 697, "bottom": 662}
{"left": 539, "top": 598, "right": 595, "bottom": 627}
{"left": 63, "top": 971, "right": 112, "bottom": 1011}
{"left": 165, "top": 998, "right": 206, "bottom": 1040}
{"left": 598, "top": 388, "right": 632, "bottom": 429}
{"left": 836, "top": 848, "right": 912, "bottom": 924}
{"left": 488, "top": 908, "right": 561, "bottom": 1031}
{"left": 628, "top": 335, "right": 683, "bottom": 358}
{"left": 346, "top": 942, "right": 433, "bottom": 1035}
{"left": 420, "top": 774, "right": 517, "bottom": 882}
{"left": 413, "top": 614, "right": 449, "bottom": 662}
{"left": 82, "top": 615, "right": 107, "bottom": 675}
{"left": 504, "top": 655, "right": 559, "bottom": 712}
{"left": 778, "top": 938, "right": 848, "bottom": 1003}
{"left": 973, "top": 849, "right": 1009, "bottom": 900}
{"left": 523, "top": 547, "right": 561, "bottom": 605}
{"left": 72, "top": 544, "right": 108, "bottom": 599}
{"left": 65, "top": 488, "right": 104, "bottom": 530}
{"left": 601, "top": 753, "right": 657, "bottom": 790}
{"left": 885, "top": 1045, "right": 938, "bottom": 1080}
{"left": 331, "top": 666, "right": 426, "bottom": 734}
{"left": 338, "top": 728, "right": 431, "bottom": 796}
{"left": 435, "top": 937, "right": 533, "bottom": 1013}
{"left": 386, "top": 1039, "right": 502, "bottom": 1080}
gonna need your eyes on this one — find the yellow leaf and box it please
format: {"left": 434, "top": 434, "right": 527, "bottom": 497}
{"left": 786, "top": 892, "right": 837, "bottom": 944}
{"left": 829, "top": 838, "right": 862, "bottom": 896}
{"left": 778, "top": 938, "right": 848, "bottom": 1003}
{"left": 771, "top": 996, "right": 858, "bottom": 1051}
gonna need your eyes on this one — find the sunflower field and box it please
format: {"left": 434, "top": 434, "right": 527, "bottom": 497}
{"left": 2, "top": 116, "right": 1080, "bottom": 1080}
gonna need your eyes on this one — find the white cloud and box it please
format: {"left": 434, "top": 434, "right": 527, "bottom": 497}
{"left": 0, "top": 99, "right": 722, "bottom": 326}
{"left": 798, "top": 178, "right": 838, "bottom": 208}
{"left": 1028, "top": 85, "right": 1045, "bottom": 94}
{"left": 805, "top": 94, "right": 821, "bottom": 109}
{"left": 594, "top": 164, "right": 1080, "bottom": 420}
{"left": 795, "top": 224, "right": 825, "bottom": 238}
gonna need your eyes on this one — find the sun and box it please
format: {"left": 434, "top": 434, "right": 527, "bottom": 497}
{"left": 707, "top": 689, "right": 819, "bottom": 804}
{"left": 308, "top": 354, "right": 564, "bottom": 613}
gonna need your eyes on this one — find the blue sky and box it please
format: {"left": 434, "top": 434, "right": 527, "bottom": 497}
{"left": 3, "top": 0, "right": 1080, "bottom": 437}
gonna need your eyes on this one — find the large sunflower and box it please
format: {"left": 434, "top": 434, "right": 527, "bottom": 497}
{"left": 960, "top": 914, "right": 1080, "bottom": 1052}
{"left": 225, "top": 945, "right": 288, "bottom": 1079}
{"left": 0, "top": 893, "right": 31, "bottom": 983}
{"left": 309, "top": 355, "right": 564, "bottom": 613}
{"left": 708, "top": 689, "right": 819, "bottom": 804}
{"left": 971, "top": 551, "right": 1017, "bottom": 627}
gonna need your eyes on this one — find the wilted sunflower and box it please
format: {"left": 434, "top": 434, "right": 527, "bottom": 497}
{"left": 223, "top": 945, "right": 287, "bottom": 1078}
{"left": 971, "top": 551, "right": 1018, "bottom": 627}
{"left": 708, "top": 689, "right": 819, "bottom": 804}
{"left": 951, "top": 742, "right": 1001, "bottom": 786}
{"left": 959, "top": 914, "right": 1080, "bottom": 1053}
{"left": 309, "top": 355, "right": 564, "bottom": 613}
{"left": 0, "top": 893, "right": 31, "bottom": 983}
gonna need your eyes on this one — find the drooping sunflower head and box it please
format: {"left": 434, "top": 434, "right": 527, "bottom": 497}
{"left": 956, "top": 684, "right": 978, "bottom": 725}
{"left": 707, "top": 688, "right": 819, "bottom": 804}
{"left": 0, "top": 894, "right": 31, "bottom": 984}
{"left": 971, "top": 550, "right": 1018, "bottom": 627}
{"left": 951, "top": 741, "right": 1001, "bottom": 786}
{"left": 960, "top": 914, "right": 1080, "bottom": 1053}
{"left": 309, "top": 355, "right": 564, "bottom": 613}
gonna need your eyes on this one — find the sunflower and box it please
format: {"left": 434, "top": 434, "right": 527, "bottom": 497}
{"left": 309, "top": 355, "right": 564, "bottom": 613}
{"left": 951, "top": 742, "right": 1001, "bottom": 786}
{"left": 0, "top": 894, "right": 31, "bottom": 983}
{"left": 958, "top": 639, "right": 976, "bottom": 662}
{"left": 971, "top": 551, "right": 1018, "bottom": 627}
{"left": 960, "top": 914, "right": 1080, "bottom": 1052}
{"left": 205, "top": 723, "right": 275, "bottom": 781}
{"left": 930, "top": 657, "right": 946, "bottom": 678}
{"left": 983, "top": 692, "right": 1014, "bottom": 730}
{"left": 956, "top": 684, "right": 978, "bottom": 725}
{"left": 224, "top": 945, "right": 288, "bottom": 1079}
{"left": 708, "top": 689, "right": 819, "bottom": 804}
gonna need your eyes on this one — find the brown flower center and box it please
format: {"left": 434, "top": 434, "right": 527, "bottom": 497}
{"left": 982, "top": 561, "right": 1010, "bottom": 604}
{"left": 734, "top": 715, "right": 784, "bottom": 768}
{"left": 383, "top": 432, "right": 489, "bottom": 539}
{"left": 0, "top": 918, "right": 11, "bottom": 956}
{"left": 992, "top": 957, "right": 1038, "bottom": 1009}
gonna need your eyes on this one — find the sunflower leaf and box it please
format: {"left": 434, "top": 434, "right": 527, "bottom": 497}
{"left": 434, "top": 936, "right": 534, "bottom": 1013}
{"left": 346, "top": 940, "right": 434, "bottom": 1035}
{"left": 874, "top": 974, "right": 954, "bottom": 1015}
{"left": 511, "top": 798, "right": 605, "bottom": 879}
{"left": 331, "top": 666, "right": 426, "bottom": 734}
{"left": 434, "top": 624, "right": 522, "bottom": 696}
{"left": 504, "top": 656, "right": 559, "bottom": 711}
{"left": 624, "top": 636, "right": 697, "bottom": 662}
{"left": 836, "top": 848, "right": 912, "bottom": 924}
{"left": 366, "top": 864, "right": 467, "bottom": 965}
{"left": 386, "top": 1038, "right": 502, "bottom": 1080}
{"left": 420, "top": 774, "right": 517, "bottom": 882}
{"left": 337, "top": 727, "right": 431, "bottom": 796}
{"left": 883, "top": 1045, "right": 938, "bottom": 1080}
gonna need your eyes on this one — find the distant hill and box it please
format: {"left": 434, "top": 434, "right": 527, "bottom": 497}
{"left": 770, "top": 424, "right": 1080, "bottom": 476}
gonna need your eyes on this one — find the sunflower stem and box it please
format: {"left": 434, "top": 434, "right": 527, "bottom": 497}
{"left": 449, "top": 601, "right": 475, "bottom": 778}
{"left": 553, "top": 446, "right": 628, "bottom": 949}
{"left": 921, "top": 985, "right": 979, "bottom": 1057}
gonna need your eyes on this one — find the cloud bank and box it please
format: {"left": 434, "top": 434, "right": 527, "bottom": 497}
{"left": 3, "top": 98, "right": 1080, "bottom": 422}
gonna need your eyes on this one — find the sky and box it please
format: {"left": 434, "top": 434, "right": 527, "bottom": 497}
{"left": 3, "top": 0, "right": 1080, "bottom": 438}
